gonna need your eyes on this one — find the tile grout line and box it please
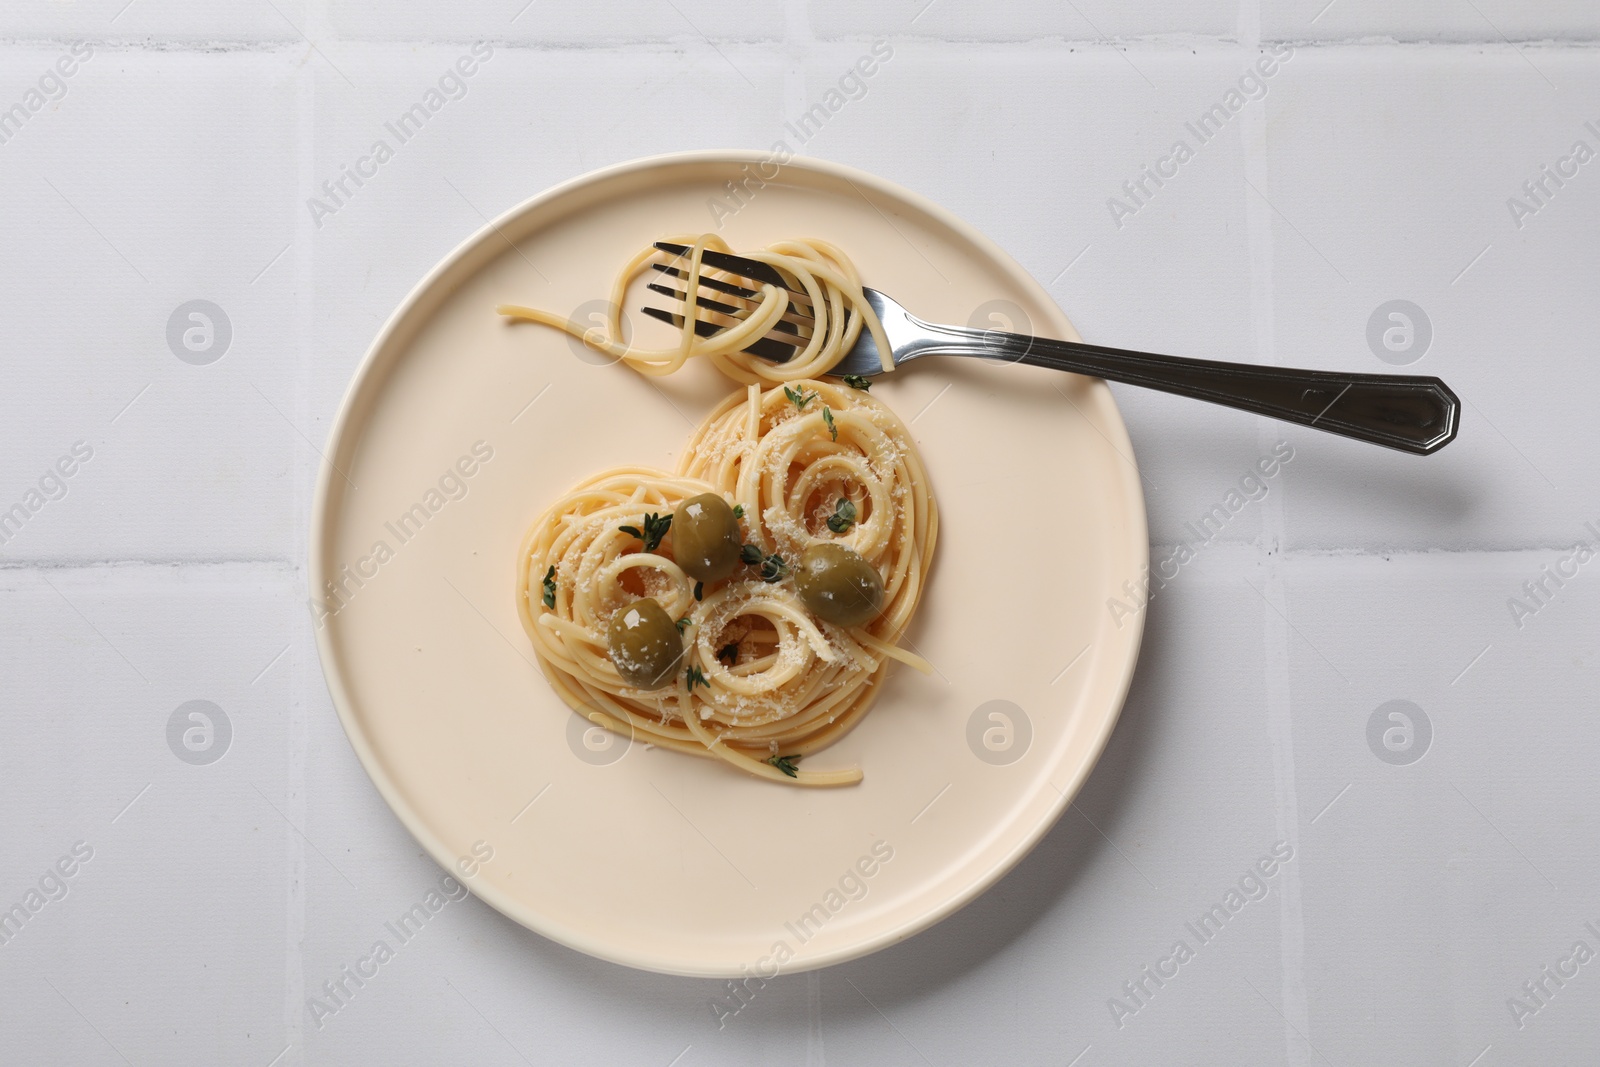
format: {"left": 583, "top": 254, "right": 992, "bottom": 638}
{"left": 1240, "top": 0, "right": 1312, "bottom": 1062}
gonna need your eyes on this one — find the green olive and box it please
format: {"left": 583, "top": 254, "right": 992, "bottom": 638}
{"left": 607, "top": 598, "right": 683, "bottom": 689}
{"left": 672, "top": 493, "right": 742, "bottom": 582}
{"left": 794, "top": 543, "right": 884, "bottom": 627}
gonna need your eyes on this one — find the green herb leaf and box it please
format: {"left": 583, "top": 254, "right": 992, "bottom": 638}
{"left": 643, "top": 512, "right": 673, "bottom": 551}
{"left": 783, "top": 385, "right": 816, "bottom": 411}
{"left": 825, "top": 497, "right": 858, "bottom": 534}
{"left": 758, "top": 553, "right": 789, "bottom": 583}
{"left": 766, "top": 754, "right": 802, "bottom": 778}
{"left": 675, "top": 616, "right": 690, "bottom": 634}
{"left": 693, "top": 581, "right": 704, "bottom": 601}
{"left": 732, "top": 504, "right": 744, "bottom": 519}
{"left": 621, "top": 512, "right": 672, "bottom": 552}
{"left": 715, "top": 642, "right": 740, "bottom": 667}
{"left": 741, "top": 544, "right": 789, "bottom": 580}
{"left": 686, "top": 665, "right": 711, "bottom": 691}
{"left": 541, "top": 565, "right": 556, "bottom": 609}
{"left": 842, "top": 374, "right": 871, "bottom": 391}
{"left": 822, "top": 406, "right": 837, "bottom": 441}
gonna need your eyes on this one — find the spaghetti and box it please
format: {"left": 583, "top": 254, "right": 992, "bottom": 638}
{"left": 497, "top": 234, "right": 895, "bottom": 383}
{"left": 505, "top": 239, "right": 935, "bottom": 786}
{"left": 515, "top": 379, "right": 936, "bottom": 786}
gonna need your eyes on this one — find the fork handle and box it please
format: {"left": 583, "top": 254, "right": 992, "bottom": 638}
{"left": 921, "top": 325, "right": 1459, "bottom": 455}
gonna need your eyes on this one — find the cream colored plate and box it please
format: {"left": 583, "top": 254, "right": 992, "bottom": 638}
{"left": 310, "top": 152, "right": 1148, "bottom": 977}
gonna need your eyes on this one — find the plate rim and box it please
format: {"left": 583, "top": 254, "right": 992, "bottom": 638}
{"left": 309, "top": 149, "right": 1150, "bottom": 976}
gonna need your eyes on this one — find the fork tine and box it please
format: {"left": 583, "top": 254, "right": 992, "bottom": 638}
{"left": 645, "top": 282, "right": 810, "bottom": 338}
{"left": 645, "top": 281, "right": 744, "bottom": 320}
{"left": 640, "top": 305, "right": 798, "bottom": 363}
{"left": 646, "top": 260, "right": 812, "bottom": 327}
{"left": 650, "top": 263, "right": 760, "bottom": 301}
{"left": 653, "top": 241, "right": 797, "bottom": 292}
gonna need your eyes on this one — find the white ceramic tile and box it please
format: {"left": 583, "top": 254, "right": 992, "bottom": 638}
{"left": 1266, "top": 0, "right": 1600, "bottom": 43}
{"left": 1, "top": 0, "right": 308, "bottom": 42}
{"left": 0, "top": 562, "right": 299, "bottom": 1065}
{"left": 1259, "top": 48, "right": 1600, "bottom": 550}
{"left": 1275, "top": 549, "right": 1600, "bottom": 1063}
{"left": 808, "top": 0, "right": 1239, "bottom": 42}
{"left": 325, "top": 0, "right": 785, "bottom": 43}
{"left": 0, "top": 48, "right": 304, "bottom": 563}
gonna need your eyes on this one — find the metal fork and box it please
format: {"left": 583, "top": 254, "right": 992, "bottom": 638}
{"left": 643, "top": 241, "right": 1459, "bottom": 455}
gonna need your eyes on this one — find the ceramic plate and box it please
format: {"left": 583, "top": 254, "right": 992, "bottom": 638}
{"left": 310, "top": 151, "right": 1148, "bottom": 977}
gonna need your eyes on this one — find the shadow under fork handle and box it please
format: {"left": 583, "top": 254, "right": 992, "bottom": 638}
{"left": 938, "top": 327, "right": 1460, "bottom": 455}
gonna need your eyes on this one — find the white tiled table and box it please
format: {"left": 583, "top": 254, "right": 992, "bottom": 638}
{"left": 3, "top": 3, "right": 1597, "bottom": 1063}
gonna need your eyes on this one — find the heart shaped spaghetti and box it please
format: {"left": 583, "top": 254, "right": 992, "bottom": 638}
{"left": 505, "top": 242, "right": 936, "bottom": 786}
